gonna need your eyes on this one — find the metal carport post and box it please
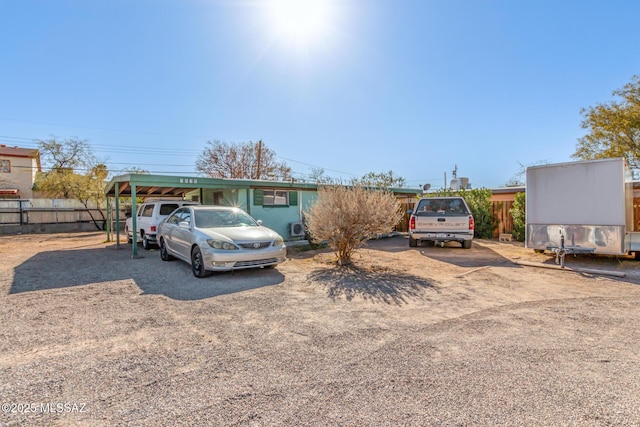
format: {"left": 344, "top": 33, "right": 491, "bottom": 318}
{"left": 131, "top": 183, "right": 137, "bottom": 257}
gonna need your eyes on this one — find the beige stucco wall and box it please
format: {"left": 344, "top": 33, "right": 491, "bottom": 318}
{"left": 0, "top": 156, "right": 38, "bottom": 199}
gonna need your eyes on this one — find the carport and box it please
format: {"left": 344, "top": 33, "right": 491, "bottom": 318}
{"left": 104, "top": 174, "right": 253, "bottom": 257}
{"left": 105, "top": 173, "right": 419, "bottom": 257}
{"left": 104, "top": 173, "right": 328, "bottom": 257}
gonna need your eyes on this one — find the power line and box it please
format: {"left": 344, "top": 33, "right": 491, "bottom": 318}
{"left": 1, "top": 133, "right": 363, "bottom": 179}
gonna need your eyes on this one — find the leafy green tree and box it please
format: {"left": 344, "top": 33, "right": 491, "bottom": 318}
{"left": 352, "top": 170, "right": 406, "bottom": 188}
{"left": 510, "top": 192, "right": 526, "bottom": 242}
{"left": 573, "top": 75, "right": 640, "bottom": 168}
{"left": 428, "top": 188, "right": 497, "bottom": 239}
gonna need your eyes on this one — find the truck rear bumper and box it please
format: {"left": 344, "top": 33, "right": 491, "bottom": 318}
{"left": 410, "top": 231, "right": 473, "bottom": 241}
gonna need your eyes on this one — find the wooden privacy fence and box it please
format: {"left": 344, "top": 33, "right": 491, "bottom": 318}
{"left": 491, "top": 200, "right": 515, "bottom": 238}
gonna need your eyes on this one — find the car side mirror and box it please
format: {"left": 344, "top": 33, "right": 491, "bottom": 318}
{"left": 406, "top": 209, "right": 413, "bottom": 214}
{"left": 256, "top": 220, "right": 263, "bottom": 226}
{"left": 178, "top": 221, "right": 190, "bottom": 229}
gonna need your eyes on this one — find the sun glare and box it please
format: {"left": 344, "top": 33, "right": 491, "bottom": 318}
{"left": 267, "top": 0, "right": 333, "bottom": 46}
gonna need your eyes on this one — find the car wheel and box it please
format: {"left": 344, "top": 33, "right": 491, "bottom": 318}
{"left": 142, "top": 235, "right": 151, "bottom": 250}
{"left": 462, "top": 240, "right": 472, "bottom": 249}
{"left": 409, "top": 237, "right": 418, "bottom": 247}
{"left": 534, "top": 249, "right": 545, "bottom": 254}
{"left": 191, "top": 246, "right": 211, "bottom": 278}
{"left": 160, "top": 238, "right": 174, "bottom": 261}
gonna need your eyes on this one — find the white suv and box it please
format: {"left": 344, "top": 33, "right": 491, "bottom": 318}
{"left": 125, "top": 200, "right": 199, "bottom": 249}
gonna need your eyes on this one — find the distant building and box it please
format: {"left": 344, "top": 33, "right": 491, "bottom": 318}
{"left": 0, "top": 144, "right": 41, "bottom": 199}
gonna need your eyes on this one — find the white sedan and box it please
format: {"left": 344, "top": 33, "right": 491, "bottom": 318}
{"left": 157, "top": 206, "right": 287, "bottom": 278}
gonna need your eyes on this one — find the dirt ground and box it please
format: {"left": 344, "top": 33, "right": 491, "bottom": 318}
{"left": 1, "top": 232, "right": 640, "bottom": 426}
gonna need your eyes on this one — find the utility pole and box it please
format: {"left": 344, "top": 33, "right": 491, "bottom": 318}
{"left": 256, "top": 140, "right": 262, "bottom": 179}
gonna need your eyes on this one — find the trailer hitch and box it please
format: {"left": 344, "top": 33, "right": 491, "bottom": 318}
{"left": 548, "top": 230, "right": 595, "bottom": 268}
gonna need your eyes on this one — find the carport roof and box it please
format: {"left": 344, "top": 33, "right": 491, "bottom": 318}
{"left": 105, "top": 173, "right": 419, "bottom": 198}
{"left": 104, "top": 174, "right": 321, "bottom": 197}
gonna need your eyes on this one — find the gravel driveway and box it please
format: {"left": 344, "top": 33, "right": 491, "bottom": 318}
{"left": 1, "top": 232, "right": 640, "bottom": 426}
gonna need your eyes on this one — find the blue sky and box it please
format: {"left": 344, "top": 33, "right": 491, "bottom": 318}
{"left": 1, "top": 0, "right": 639, "bottom": 189}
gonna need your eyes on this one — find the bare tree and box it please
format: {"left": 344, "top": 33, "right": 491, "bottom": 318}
{"left": 305, "top": 184, "right": 403, "bottom": 265}
{"left": 196, "top": 140, "right": 291, "bottom": 180}
{"left": 35, "top": 137, "right": 108, "bottom": 230}
{"left": 39, "top": 137, "right": 92, "bottom": 171}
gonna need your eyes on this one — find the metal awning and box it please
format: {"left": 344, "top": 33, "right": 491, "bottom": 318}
{"left": 104, "top": 174, "right": 205, "bottom": 198}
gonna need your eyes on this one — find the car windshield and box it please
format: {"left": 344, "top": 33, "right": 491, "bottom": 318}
{"left": 194, "top": 209, "right": 258, "bottom": 228}
{"left": 415, "top": 199, "right": 468, "bottom": 216}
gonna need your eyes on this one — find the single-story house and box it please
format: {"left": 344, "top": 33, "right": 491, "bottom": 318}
{"left": 104, "top": 173, "right": 418, "bottom": 256}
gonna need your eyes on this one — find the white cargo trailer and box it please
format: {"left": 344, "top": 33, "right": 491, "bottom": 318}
{"left": 526, "top": 158, "right": 640, "bottom": 259}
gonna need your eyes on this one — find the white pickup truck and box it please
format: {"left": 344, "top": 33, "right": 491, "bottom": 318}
{"left": 408, "top": 196, "right": 475, "bottom": 248}
{"left": 126, "top": 200, "right": 199, "bottom": 249}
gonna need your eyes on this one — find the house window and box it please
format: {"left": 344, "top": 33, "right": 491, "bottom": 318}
{"left": 0, "top": 160, "right": 10, "bottom": 173}
{"left": 263, "top": 190, "right": 288, "bottom": 206}
{"left": 253, "top": 189, "right": 298, "bottom": 207}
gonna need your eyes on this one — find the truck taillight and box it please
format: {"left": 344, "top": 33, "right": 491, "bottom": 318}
{"left": 151, "top": 226, "right": 157, "bottom": 232}
{"left": 410, "top": 216, "right": 415, "bottom": 230}
{"left": 469, "top": 216, "right": 475, "bottom": 230}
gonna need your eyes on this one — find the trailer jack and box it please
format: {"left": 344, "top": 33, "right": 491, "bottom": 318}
{"left": 547, "top": 231, "right": 595, "bottom": 269}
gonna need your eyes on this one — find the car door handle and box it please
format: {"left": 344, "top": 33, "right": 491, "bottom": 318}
{"left": 437, "top": 218, "right": 446, "bottom": 222}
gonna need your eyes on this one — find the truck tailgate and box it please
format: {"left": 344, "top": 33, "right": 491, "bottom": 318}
{"left": 414, "top": 215, "right": 469, "bottom": 232}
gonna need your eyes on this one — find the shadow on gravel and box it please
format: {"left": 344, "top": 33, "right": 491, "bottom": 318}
{"left": 10, "top": 245, "right": 285, "bottom": 300}
{"left": 418, "top": 242, "right": 518, "bottom": 269}
{"left": 308, "top": 265, "right": 439, "bottom": 305}
{"left": 364, "top": 235, "right": 518, "bottom": 269}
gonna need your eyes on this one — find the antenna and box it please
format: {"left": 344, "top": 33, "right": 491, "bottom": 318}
{"left": 452, "top": 164, "right": 458, "bottom": 179}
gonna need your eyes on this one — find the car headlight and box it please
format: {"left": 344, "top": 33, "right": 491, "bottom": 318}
{"left": 207, "top": 239, "right": 239, "bottom": 250}
{"left": 273, "top": 236, "right": 284, "bottom": 247}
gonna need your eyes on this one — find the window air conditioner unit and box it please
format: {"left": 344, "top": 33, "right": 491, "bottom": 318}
{"left": 289, "top": 222, "right": 305, "bottom": 237}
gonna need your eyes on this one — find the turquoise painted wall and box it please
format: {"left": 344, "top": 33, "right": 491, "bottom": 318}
{"left": 250, "top": 189, "right": 317, "bottom": 240}
{"left": 301, "top": 191, "right": 318, "bottom": 215}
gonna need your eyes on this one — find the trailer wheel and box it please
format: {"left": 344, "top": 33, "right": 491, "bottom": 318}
{"left": 635, "top": 251, "right": 640, "bottom": 261}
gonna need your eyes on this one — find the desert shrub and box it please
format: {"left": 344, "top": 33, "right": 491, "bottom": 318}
{"left": 305, "top": 184, "right": 403, "bottom": 266}
{"left": 510, "top": 192, "right": 526, "bottom": 241}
